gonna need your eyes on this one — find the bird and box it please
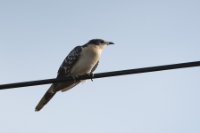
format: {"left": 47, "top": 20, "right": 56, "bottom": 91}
{"left": 35, "top": 39, "right": 114, "bottom": 111}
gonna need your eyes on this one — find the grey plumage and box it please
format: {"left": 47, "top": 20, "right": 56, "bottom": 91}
{"left": 35, "top": 46, "right": 83, "bottom": 111}
{"left": 35, "top": 39, "right": 113, "bottom": 111}
{"left": 58, "top": 46, "right": 82, "bottom": 76}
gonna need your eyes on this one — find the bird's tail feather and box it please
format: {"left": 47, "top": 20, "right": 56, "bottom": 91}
{"left": 35, "top": 81, "right": 80, "bottom": 111}
{"left": 35, "top": 85, "right": 56, "bottom": 112}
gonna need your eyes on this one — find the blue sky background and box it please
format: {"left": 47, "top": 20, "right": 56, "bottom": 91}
{"left": 0, "top": 0, "right": 200, "bottom": 133}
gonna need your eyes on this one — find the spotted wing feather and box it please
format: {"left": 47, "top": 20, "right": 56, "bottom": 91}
{"left": 35, "top": 46, "right": 83, "bottom": 111}
{"left": 57, "top": 46, "right": 82, "bottom": 77}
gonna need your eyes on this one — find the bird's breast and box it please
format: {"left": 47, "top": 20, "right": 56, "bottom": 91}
{"left": 70, "top": 46, "right": 102, "bottom": 75}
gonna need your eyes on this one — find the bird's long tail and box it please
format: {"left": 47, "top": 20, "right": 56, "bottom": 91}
{"left": 35, "top": 85, "right": 56, "bottom": 112}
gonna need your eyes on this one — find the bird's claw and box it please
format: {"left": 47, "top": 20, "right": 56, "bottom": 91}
{"left": 89, "top": 73, "right": 94, "bottom": 82}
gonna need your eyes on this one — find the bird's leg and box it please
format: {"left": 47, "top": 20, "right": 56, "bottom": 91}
{"left": 89, "top": 72, "right": 94, "bottom": 82}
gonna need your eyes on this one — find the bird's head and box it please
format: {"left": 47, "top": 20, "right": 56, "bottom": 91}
{"left": 88, "top": 39, "right": 114, "bottom": 46}
{"left": 85, "top": 39, "right": 114, "bottom": 49}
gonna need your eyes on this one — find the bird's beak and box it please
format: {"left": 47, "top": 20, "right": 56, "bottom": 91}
{"left": 107, "top": 41, "right": 114, "bottom": 45}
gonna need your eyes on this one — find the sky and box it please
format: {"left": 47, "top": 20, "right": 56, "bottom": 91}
{"left": 0, "top": 0, "right": 200, "bottom": 133}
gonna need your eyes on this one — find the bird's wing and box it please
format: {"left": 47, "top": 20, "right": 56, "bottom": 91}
{"left": 57, "top": 46, "right": 82, "bottom": 78}
{"left": 54, "top": 46, "right": 83, "bottom": 91}
{"left": 35, "top": 46, "right": 82, "bottom": 111}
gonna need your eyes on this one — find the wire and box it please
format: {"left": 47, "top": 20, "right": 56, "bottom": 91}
{"left": 0, "top": 61, "right": 200, "bottom": 90}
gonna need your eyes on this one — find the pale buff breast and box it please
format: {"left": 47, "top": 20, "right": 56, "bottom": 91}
{"left": 70, "top": 45, "right": 103, "bottom": 75}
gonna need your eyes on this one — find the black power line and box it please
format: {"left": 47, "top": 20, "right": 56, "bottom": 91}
{"left": 0, "top": 61, "right": 200, "bottom": 90}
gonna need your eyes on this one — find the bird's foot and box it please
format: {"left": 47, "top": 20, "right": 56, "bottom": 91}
{"left": 89, "top": 73, "right": 94, "bottom": 82}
